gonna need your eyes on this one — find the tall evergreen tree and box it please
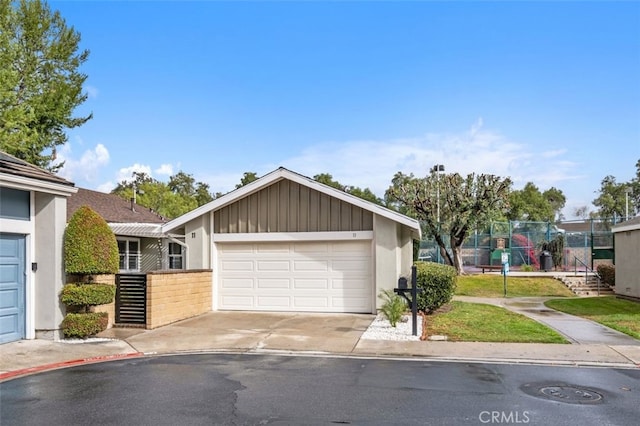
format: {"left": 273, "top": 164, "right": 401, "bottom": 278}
{"left": 0, "top": 0, "right": 91, "bottom": 170}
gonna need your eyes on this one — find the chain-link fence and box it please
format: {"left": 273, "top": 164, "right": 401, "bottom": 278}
{"left": 418, "top": 219, "right": 618, "bottom": 271}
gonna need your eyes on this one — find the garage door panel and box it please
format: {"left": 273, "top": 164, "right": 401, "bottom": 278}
{"left": 221, "top": 244, "right": 254, "bottom": 253}
{"left": 332, "top": 241, "right": 371, "bottom": 254}
{"left": 293, "top": 243, "right": 329, "bottom": 254}
{"left": 294, "top": 279, "right": 329, "bottom": 289}
{"left": 332, "top": 297, "right": 369, "bottom": 309}
{"left": 0, "top": 315, "right": 19, "bottom": 337}
{"left": 257, "top": 243, "right": 291, "bottom": 253}
{"left": 221, "top": 295, "right": 254, "bottom": 308}
{"left": 294, "top": 297, "right": 329, "bottom": 308}
{"left": 257, "top": 260, "right": 290, "bottom": 271}
{"left": 257, "top": 279, "right": 290, "bottom": 289}
{"left": 217, "top": 241, "right": 372, "bottom": 313}
{"left": 332, "top": 259, "right": 369, "bottom": 271}
{"left": 257, "top": 296, "right": 291, "bottom": 308}
{"left": 221, "top": 278, "right": 254, "bottom": 289}
{"left": 332, "top": 279, "right": 368, "bottom": 290}
{"left": 0, "top": 288, "right": 19, "bottom": 308}
{"left": 222, "top": 260, "right": 254, "bottom": 271}
{"left": 0, "top": 235, "right": 25, "bottom": 343}
{"left": 293, "top": 260, "right": 329, "bottom": 272}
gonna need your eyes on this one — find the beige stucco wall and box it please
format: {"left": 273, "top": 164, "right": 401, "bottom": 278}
{"left": 185, "top": 214, "right": 211, "bottom": 269}
{"left": 373, "top": 214, "right": 415, "bottom": 310}
{"left": 33, "top": 193, "right": 67, "bottom": 340}
{"left": 614, "top": 230, "right": 640, "bottom": 301}
{"left": 146, "top": 270, "right": 212, "bottom": 329}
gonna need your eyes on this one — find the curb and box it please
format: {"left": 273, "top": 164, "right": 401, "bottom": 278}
{"left": 0, "top": 352, "right": 144, "bottom": 382}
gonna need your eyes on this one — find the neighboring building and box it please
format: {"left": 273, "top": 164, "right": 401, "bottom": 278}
{"left": 162, "top": 167, "right": 420, "bottom": 314}
{"left": 67, "top": 188, "right": 185, "bottom": 273}
{"left": 612, "top": 216, "right": 640, "bottom": 302}
{"left": 0, "top": 152, "right": 77, "bottom": 342}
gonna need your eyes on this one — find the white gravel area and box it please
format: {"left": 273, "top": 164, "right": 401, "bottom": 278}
{"left": 361, "top": 314, "right": 422, "bottom": 341}
{"left": 57, "top": 338, "right": 116, "bottom": 344}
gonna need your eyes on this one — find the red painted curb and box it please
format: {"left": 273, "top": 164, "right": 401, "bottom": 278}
{"left": 0, "top": 352, "right": 144, "bottom": 381}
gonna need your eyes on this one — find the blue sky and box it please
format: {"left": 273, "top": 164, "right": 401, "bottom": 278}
{"left": 50, "top": 1, "right": 640, "bottom": 219}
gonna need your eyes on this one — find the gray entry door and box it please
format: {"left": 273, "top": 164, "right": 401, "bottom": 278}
{"left": 0, "top": 234, "right": 26, "bottom": 343}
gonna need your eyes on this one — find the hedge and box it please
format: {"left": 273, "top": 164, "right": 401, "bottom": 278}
{"left": 596, "top": 264, "right": 615, "bottom": 286}
{"left": 60, "top": 283, "right": 116, "bottom": 307}
{"left": 414, "top": 262, "right": 457, "bottom": 314}
{"left": 61, "top": 312, "right": 109, "bottom": 338}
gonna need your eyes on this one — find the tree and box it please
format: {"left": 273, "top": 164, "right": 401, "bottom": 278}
{"left": 386, "top": 172, "right": 511, "bottom": 275}
{"left": 572, "top": 205, "right": 592, "bottom": 220}
{"left": 629, "top": 159, "right": 640, "bottom": 217}
{"left": 313, "top": 173, "right": 383, "bottom": 205}
{"left": 592, "top": 175, "right": 629, "bottom": 221}
{"left": 542, "top": 187, "right": 566, "bottom": 222}
{"left": 507, "top": 182, "right": 555, "bottom": 222}
{"left": 0, "top": 0, "right": 91, "bottom": 170}
{"left": 111, "top": 170, "right": 213, "bottom": 219}
{"left": 236, "top": 172, "right": 259, "bottom": 188}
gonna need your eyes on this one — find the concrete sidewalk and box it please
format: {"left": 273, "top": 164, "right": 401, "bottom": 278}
{"left": 2, "top": 307, "right": 639, "bottom": 381}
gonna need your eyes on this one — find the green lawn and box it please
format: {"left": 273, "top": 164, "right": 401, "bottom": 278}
{"left": 456, "top": 275, "right": 575, "bottom": 298}
{"left": 545, "top": 297, "right": 640, "bottom": 340}
{"left": 425, "top": 301, "right": 568, "bottom": 343}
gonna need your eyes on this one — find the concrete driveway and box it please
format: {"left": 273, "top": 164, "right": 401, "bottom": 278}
{"left": 114, "top": 312, "right": 375, "bottom": 355}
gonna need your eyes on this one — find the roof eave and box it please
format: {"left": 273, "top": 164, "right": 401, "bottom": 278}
{"left": 1, "top": 173, "right": 77, "bottom": 196}
{"left": 162, "top": 167, "right": 421, "bottom": 236}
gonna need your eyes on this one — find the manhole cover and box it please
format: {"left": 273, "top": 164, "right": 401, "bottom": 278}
{"left": 540, "top": 386, "right": 603, "bottom": 403}
{"left": 521, "top": 383, "right": 605, "bottom": 405}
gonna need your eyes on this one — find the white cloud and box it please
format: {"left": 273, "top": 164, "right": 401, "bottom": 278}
{"left": 96, "top": 181, "right": 115, "bottom": 193}
{"left": 275, "top": 122, "right": 581, "bottom": 200}
{"left": 155, "top": 163, "right": 174, "bottom": 176}
{"left": 116, "top": 163, "right": 153, "bottom": 183}
{"left": 56, "top": 143, "right": 110, "bottom": 183}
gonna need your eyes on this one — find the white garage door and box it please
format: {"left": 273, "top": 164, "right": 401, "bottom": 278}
{"left": 217, "top": 240, "right": 372, "bottom": 313}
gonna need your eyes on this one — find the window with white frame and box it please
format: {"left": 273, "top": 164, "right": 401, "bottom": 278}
{"left": 168, "top": 242, "right": 183, "bottom": 269}
{"left": 117, "top": 238, "right": 140, "bottom": 272}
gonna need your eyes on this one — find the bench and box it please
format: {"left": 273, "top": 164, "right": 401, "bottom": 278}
{"left": 475, "top": 264, "right": 503, "bottom": 274}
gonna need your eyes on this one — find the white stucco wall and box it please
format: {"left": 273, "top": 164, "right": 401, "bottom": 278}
{"left": 34, "top": 193, "right": 67, "bottom": 340}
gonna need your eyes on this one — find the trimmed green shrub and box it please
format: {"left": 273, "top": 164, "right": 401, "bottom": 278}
{"left": 64, "top": 205, "right": 119, "bottom": 276}
{"left": 61, "top": 312, "right": 108, "bottom": 338}
{"left": 415, "top": 262, "right": 457, "bottom": 314}
{"left": 378, "top": 289, "right": 407, "bottom": 327}
{"left": 60, "top": 283, "right": 116, "bottom": 309}
{"left": 597, "top": 264, "right": 615, "bottom": 286}
{"left": 520, "top": 264, "right": 535, "bottom": 272}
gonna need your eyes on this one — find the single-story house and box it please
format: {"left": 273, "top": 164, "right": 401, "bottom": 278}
{"left": 67, "top": 188, "right": 185, "bottom": 273}
{"left": 612, "top": 216, "right": 640, "bottom": 302}
{"left": 0, "top": 152, "right": 77, "bottom": 343}
{"left": 162, "top": 167, "right": 421, "bottom": 314}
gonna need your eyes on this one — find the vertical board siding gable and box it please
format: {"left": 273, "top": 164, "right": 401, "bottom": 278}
{"left": 214, "top": 180, "right": 373, "bottom": 234}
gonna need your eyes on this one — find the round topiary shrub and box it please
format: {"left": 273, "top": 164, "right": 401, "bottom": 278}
{"left": 64, "top": 205, "right": 119, "bottom": 276}
{"left": 61, "top": 312, "right": 109, "bottom": 338}
{"left": 415, "top": 262, "right": 457, "bottom": 314}
{"left": 60, "top": 283, "right": 116, "bottom": 310}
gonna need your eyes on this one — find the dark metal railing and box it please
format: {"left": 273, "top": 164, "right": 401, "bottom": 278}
{"left": 115, "top": 274, "right": 147, "bottom": 324}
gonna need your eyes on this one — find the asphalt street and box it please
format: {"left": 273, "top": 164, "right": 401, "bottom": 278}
{"left": 1, "top": 354, "right": 638, "bottom": 426}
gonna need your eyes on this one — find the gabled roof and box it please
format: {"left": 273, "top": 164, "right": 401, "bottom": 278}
{"left": 612, "top": 215, "right": 640, "bottom": 233}
{"left": 0, "top": 151, "right": 76, "bottom": 195}
{"left": 67, "top": 188, "right": 167, "bottom": 224}
{"left": 163, "top": 167, "right": 421, "bottom": 237}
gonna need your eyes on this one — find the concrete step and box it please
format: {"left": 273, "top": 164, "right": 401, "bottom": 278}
{"left": 555, "top": 275, "right": 613, "bottom": 296}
